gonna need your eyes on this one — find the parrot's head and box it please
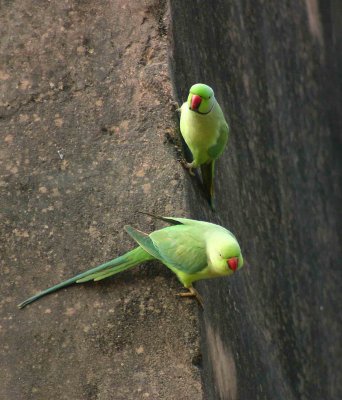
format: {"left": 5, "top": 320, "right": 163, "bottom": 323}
{"left": 210, "top": 232, "right": 244, "bottom": 276}
{"left": 187, "top": 83, "right": 215, "bottom": 114}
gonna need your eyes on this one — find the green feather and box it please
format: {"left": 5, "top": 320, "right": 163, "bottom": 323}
{"left": 19, "top": 217, "right": 244, "bottom": 308}
{"left": 207, "top": 123, "right": 229, "bottom": 159}
{"left": 200, "top": 161, "right": 215, "bottom": 210}
{"left": 18, "top": 247, "right": 152, "bottom": 308}
{"left": 190, "top": 83, "right": 214, "bottom": 99}
{"left": 124, "top": 225, "right": 161, "bottom": 260}
{"left": 180, "top": 83, "right": 230, "bottom": 209}
{"left": 150, "top": 225, "right": 208, "bottom": 274}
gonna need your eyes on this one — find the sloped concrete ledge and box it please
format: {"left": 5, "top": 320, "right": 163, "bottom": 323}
{"left": 0, "top": 1, "right": 202, "bottom": 399}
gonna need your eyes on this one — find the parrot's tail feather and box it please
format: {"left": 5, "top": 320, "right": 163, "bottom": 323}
{"left": 93, "top": 266, "right": 133, "bottom": 281}
{"left": 200, "top": 161, "right": 215, "bottom": 210}
{"left": 137, "top": 211, "right": 183, "bottom": 226}
{"left": 18, "top": 247, "right": 152, "bottom": 309}
{"left": 77, "top": 259, "right": 139, "bottom": 282}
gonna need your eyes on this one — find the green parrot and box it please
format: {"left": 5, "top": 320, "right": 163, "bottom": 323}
{"left": 180, "top": 83, "right": 229, "bottom": 209}
{"left": 18, "top": 215, "right": 243, "bottom": 309}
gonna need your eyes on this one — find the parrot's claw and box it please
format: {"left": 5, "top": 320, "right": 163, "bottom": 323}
{"left": 188, "top": 167, "right": 195, "bottom": 176}
{"left": 180, "top": 159, "right": 196, "bottom": 176}
{"left": 170, "top": 100, "right": 181, "bottom": 112}
{"left": 178, "top": 286, "right": 204, "bottom": 307}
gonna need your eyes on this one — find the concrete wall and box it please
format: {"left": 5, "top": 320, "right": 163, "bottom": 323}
{"left": 1, "top": 1, "right": 341, "bottom": 399}
{"left": 0, "top": 1, "right": 202, "bottom": 399}
{"left": 169, "top": 1, "right": 341, "bottom": 399}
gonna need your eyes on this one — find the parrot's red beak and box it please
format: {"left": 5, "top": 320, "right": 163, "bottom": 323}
{"left": 191, "top": 94, "right": 202, "bottom": 111}
{"left": 227, "top": 257, "right": 238, "bottom": 272}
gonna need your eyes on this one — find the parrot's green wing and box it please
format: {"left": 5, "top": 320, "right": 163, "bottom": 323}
{"left": 125, "top": 224, "right": 208, "bottom": 275}
{"left": 139, "top": 212, "right": 207, "bottom": 227}
{"left": 207, "top": 122, "right": 229, "bottom": 159}
{"left": 149, "top": 226, "right": 208, "bottom": 274}
{"left": 124, "top": 225, "right": 161, "bottom": 260}
{"left": 138, "top": 212, "right": 183, "bottom": 225}
{"left": 201, "top": 122, "right": 229, "bottom": 209}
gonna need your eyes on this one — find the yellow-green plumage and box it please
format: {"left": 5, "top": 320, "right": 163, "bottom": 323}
{"left": 18, "top": 215, "right": 243, "bottom": 308}
{"left": 180, "top": 83, "right": 229, "bottom": 208}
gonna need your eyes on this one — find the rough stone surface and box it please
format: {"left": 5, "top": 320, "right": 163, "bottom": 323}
{"left": 0, "top": 1, "right": 202, "bottom": 399}
{"left": 170, "top": 1, "right": 341, "bottom": 400}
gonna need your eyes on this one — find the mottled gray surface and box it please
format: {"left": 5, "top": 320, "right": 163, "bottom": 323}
{"left": 170, "top": 1, "right": 341, "bottom": 399}
{"left": 0, "top": 1, "right": 202, "bottom": 399}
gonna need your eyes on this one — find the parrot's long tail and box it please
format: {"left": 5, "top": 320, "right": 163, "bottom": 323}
{"left": 18, "top": 246, "right": 153, "bottom": 309}
{"left": 200, "top": 161, "right": 215, "bottom": 210}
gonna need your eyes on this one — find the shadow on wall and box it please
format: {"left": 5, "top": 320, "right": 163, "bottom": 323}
{"left": 169, "top": 1, "right": 342, "bottom": 399}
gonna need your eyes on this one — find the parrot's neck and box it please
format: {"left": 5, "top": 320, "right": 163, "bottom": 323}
{"left": 206, "top": 234, "right": 238, "bottom": 276}
{"left": 207, "top": 242, "right": 223, "bottom": 270}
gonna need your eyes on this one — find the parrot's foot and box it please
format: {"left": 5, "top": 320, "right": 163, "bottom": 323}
{"left": 180, "top": 160, "right": 196, "bottom": 176}
{"left": 178, "top": 286, "right": 203, "bottom": 307}
{"left": 170, "top": 100, "right": 181, "bottom": 112}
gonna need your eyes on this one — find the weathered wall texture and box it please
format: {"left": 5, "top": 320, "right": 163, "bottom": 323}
{"left": 2, "top": 1, "right": 341, "bottom": 399}
{"left": 0, "top": 1, "right": 202, "bottom": 399}
{"left": 170, "top": 0, "right": 341, "bottom": 399}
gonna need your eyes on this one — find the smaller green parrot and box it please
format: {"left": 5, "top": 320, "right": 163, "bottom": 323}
{"left": 18, "top": 215, "right": 243, "bottom": 308}
{"left": 180, "top": 83, "right": 229, "bottom": 209}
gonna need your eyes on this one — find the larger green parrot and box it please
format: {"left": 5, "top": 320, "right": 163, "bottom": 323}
{"left": 180, "top": 83, "right": 229, "bottom": 209}
{"left": 18, "top": 215, "right": 243, "bottom": 308}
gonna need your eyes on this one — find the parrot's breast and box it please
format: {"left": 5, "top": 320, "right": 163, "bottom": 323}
{"left": 180, "top": 102, "right": 225, "bottom": 164}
